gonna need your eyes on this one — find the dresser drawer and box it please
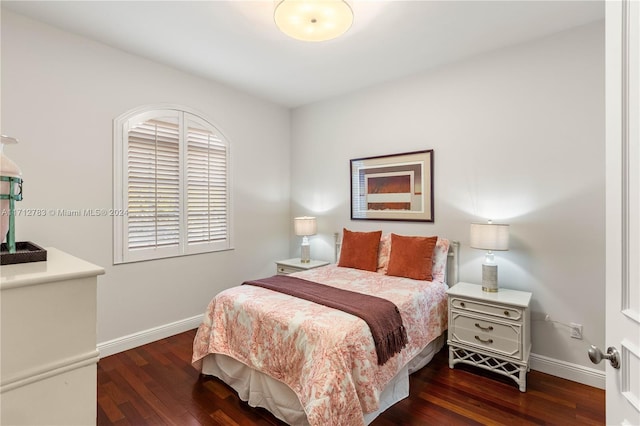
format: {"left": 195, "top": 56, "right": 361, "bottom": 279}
{"left": 449, "top": 313, "right": 522, "bottom": 359}
{"left": 450, "top": 297, "right": 523, "bottom": 321}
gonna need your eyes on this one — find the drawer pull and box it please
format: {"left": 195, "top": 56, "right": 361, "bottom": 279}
{"left": 460, "top": 302, "right": 466, "bottom": 308}
{"left": 474, "top": 323, "right": 494, "bottom": 332}
{"left": 504, "top": 310, "right": 510, "bottom": 317}
{"left": 474, "top": 335, "right": 494, "bottom": 344}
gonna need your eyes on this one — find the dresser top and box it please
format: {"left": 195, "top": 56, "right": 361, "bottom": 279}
{"left": 1, "top": 247, "right": 104, "bottom": 290}
{"left": 447, "top": 282, "right": 532, "bottom": 307}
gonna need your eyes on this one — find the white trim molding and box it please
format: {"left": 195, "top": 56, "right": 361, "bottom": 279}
{"left": 0, "top": 350, "right": 100, "bottom": 393}
{"left": 98, "top": 314, "right": 203, "bottom": 358}
{"left": 530, "top": 352, "right": 605, "bottom": 389}
{"left": 98, "top": 315, "right": 607, "bottom": 391}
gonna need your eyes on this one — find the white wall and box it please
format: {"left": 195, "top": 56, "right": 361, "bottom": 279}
{"left": 1, "top": 11, "right": 291, "bottom": 350}
{"left": 291, "top": 21, "right": 605, "bottom": 383}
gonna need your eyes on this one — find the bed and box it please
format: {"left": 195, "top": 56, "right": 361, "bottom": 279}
{"left": 192, "top": 230, "right": 459, "bottom": 425}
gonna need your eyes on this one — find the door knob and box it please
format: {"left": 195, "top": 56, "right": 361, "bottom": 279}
{"left": 588, "top": 345, "right": 620, "bottom": 369}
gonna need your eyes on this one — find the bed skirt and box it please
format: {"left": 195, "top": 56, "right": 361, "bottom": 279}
{"left": 200, "top": 334, "right": 445, "bottom": 425}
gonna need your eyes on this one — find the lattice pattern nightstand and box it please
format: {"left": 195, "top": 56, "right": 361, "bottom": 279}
{"left": 446, "top": 282, "right": 532, "bottom": 391}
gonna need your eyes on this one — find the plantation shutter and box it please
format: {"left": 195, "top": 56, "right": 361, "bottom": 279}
{"left": 186, "top": 119, "right": 229, "bottom": 248}
{"left": 114, "top": 106, "right": 232, "bottom": 264}
{"left": 127, "top": 117, "right": 181, "bottom": 251}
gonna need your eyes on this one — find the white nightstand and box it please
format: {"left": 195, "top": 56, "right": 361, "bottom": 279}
{"left": 446, "top": 282, "right": 532, "bottom": 392}
{"left": 275, "top": 258, "right": 329, "bottom": 275}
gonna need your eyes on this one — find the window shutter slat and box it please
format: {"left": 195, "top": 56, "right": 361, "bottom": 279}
{"left": 186, "top": 125, "right": 228, "bottom": 245}
{"left": 127, "top": 117, "right": 180, "bottom": 251}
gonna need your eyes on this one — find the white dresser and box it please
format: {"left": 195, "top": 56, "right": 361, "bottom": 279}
{"left": 1, "top": 248, "right": 104, "bottom": 425}
{"left": 446, "top": 282, "right": 532, "bottom": 391}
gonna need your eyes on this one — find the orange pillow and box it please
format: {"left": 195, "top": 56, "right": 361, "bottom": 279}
{"left": 386, "top": 234, "right": 438, "bottom": 280}
{"left": 338, "top": 228, "right": 382, "bottom": 272}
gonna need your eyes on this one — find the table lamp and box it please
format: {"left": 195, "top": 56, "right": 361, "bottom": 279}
{"left": 294, "top": 216, "right": 317, "bottom": 263}
{"left": 470, "top": 220, "right": 509, "bottom": 292}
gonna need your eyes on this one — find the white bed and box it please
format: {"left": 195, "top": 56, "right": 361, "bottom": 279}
{"left": 193, "top": 232, "right": 459, "bottom": 425}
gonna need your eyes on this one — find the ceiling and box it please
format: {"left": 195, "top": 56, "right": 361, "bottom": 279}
{"left": 2, "top": 1, "right": 604, "bottom": 108}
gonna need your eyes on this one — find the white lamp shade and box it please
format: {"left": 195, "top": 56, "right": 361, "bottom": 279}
{"left": 274, "top": 0, "right": 353, "bottom": 42}
{"left": 294, "top": 216, "right": 317, "bottom": 236}
{"left": 470, "top": 222, "right": 509, "bottom": 251}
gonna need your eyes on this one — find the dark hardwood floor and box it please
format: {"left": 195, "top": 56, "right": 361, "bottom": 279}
{"left": 97, "top": 329, "right": 604, "bottom": 425}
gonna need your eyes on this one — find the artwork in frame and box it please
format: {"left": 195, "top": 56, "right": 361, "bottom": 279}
{"left": 350, "top": 150, "right": 434, "bottom": 222}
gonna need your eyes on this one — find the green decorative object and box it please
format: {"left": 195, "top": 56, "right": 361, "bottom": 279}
{"left": 1, "top": 135, "right": 23, "bottom": 254}
{"left": 0, "top": 176, "right": 23, "bottom": 253}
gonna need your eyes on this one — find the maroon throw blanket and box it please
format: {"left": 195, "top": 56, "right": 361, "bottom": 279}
{"left": 243, "top": 275, "right": 408, "bottom": 365}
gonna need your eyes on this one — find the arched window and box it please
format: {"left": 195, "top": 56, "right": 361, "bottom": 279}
{"left": 113, "top": 105, "right": 232, "bottom": 263}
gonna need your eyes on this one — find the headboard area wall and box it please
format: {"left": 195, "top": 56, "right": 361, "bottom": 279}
{"left": 446, "top": 241, "right": 460, "bottom": 287}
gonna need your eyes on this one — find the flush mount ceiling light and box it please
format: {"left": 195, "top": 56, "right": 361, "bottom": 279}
{"left": 274, "top": 0, "right": 353, "bottom": 42}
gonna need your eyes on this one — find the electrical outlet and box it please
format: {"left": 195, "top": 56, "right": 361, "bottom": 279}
{"left": 570, "top": 323, "right": 583, "bottom": 339}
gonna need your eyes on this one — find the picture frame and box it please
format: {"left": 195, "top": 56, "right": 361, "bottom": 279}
{"left": 350, "top": 150, "right": 434, "bottom": 222}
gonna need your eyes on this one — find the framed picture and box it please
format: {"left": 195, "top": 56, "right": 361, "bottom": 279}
{"left": 350, "top": 150, "right": 434, "bottom": 222}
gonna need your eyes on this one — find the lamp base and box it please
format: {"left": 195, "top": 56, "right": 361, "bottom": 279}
{"left": 481, "top": 264, "right": 498, "bottom": 292}
{"left": 300, "top": 244, "right": 310, "bottom": 263}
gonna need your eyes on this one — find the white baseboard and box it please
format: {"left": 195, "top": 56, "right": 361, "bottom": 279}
{"left": 530, "top": 352, "right": 605, "bottom": 389}
{"left": 97, "top": 318, "right": 606, "bottom": 390}
{"left": 97, "top": 314, "right": 203, "bottom": 358}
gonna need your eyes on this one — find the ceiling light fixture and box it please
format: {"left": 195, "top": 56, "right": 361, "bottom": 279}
{"left": 274, "top": 0, "right": 353, "bottom": 42}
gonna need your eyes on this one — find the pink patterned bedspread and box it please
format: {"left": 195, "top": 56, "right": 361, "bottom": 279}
{"left": 192, "top": 265, "right": 448, "bottom": 426}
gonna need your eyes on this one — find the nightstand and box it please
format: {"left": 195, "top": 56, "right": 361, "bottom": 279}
{"left": 446, "top": 282, "right": 532, "bottom": 392}
{"left": 275, "top": 258, "right": 330, "bottom": 275}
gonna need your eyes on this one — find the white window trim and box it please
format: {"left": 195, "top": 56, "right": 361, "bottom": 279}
{"left": 113, "top": 104, "right": 233, "bottom": 264}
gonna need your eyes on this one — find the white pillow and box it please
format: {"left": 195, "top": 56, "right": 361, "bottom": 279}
{"left": 431, "top": 238, "right": 450, "bottom": 283}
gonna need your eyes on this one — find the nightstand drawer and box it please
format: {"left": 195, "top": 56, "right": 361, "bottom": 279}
{"left": 276, "top": 258, "right": 330, "bottom": 275}
{"left": 451, "top": 297, "right": 523, "bottom": 321}
{"left": 277, "top": 264, "right": 301, "bottom": 275}
{"left": 450, "top": 313, "right": 522, "bottom": 359}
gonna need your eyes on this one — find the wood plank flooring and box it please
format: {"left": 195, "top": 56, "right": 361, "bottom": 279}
{"left": 97, "top": 329, "right": 605, "bottom": 425}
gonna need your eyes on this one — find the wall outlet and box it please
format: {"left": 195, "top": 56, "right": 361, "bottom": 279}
{"left": 570, "top": 323, "right": 583, "bottom": 339}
